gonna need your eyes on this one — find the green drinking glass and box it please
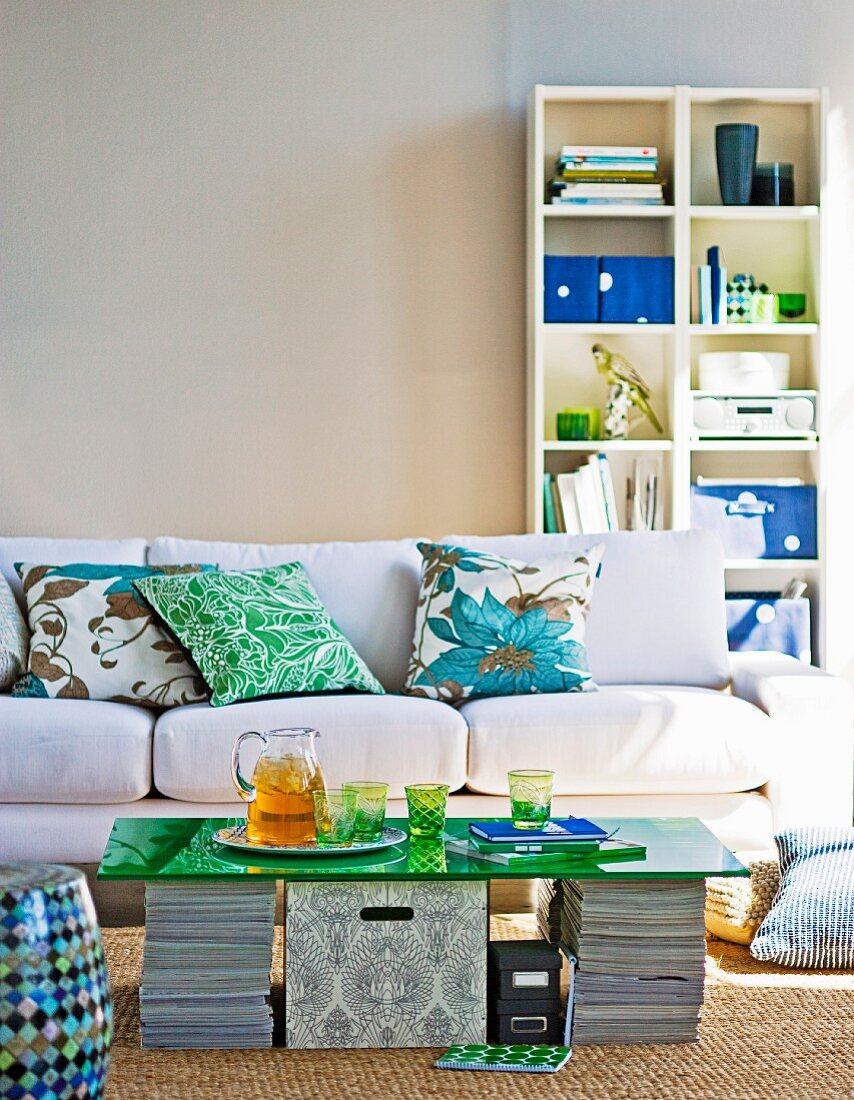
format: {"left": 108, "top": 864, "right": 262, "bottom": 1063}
{"left": 342, "top": 781, "right": 388, "bottom": 842}
{"left": 312, "top": 788, "right": 358, "bottom": 847}
{"left": 508, "top": 769, "right": 555, "bottom": 830}
{"left": 405, "top": 783, "right": 449, "bottom": 838}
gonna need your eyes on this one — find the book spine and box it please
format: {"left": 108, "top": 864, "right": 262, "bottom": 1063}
{"left": 597, "top": 454, "right": 620, "bottom": 532}
{"left": 698, "top": 265, "right": 712, "bottom": 325}
{"left": 543, "top": 473, "right": 557, "bottom": 533}
{"left": 559, "top": 145, "right": 657, "bottom": 158}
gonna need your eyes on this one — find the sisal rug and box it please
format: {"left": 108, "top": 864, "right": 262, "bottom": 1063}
{"left": 102, "top": 914, "right": 854, "bottom": 1100}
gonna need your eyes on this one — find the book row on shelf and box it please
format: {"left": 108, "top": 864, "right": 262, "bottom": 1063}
{"left": 544, "top": 455, "right": 662, "bottom": 534}
{"left": 548, "top": 144, "right": 665, "bottom": 207}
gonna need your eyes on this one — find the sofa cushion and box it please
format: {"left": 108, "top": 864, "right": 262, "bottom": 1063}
{"left": 403, "top": 541, "right": 602, "bottom": 703}
{"left": 152, "top": 694, "right": 469, "bottom": 802}
{"left": 148, "top": 537, "right": 423, "bottom": 692}
{"left": 0, "top": 538, "right": 148, "bottom": 610}
{"left": 0, "top": 573, "right": 28, "bottom": 691}
{"left": 462, "top": 685, "right": 774, "bottom": 796}
{"left": 0, "top": 696, "right": 153, "bottom": 802}
{"left": 440, "top": 531, "right": 729, "bottom": 688}
{"left": 135, "top": 563, "right": 384, "bottom": 706}
{"left": 15, "top": 563, "right": 210, "bottom": 708}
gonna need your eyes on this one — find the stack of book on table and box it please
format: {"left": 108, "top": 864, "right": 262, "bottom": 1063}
{"left": 447, "top": 817, "right": 646, "bottom": 869}
{"left": 557, "top": 879, "right": 707, "bottom": 1044}
{"left": 140, "top": 881, "right": 276, "bottom": 1049}
{"left": 544, "top": 453, "right": 619, "bottom": 534}
{"left": 549, "top": 146, "right": 665, "bottom": 206}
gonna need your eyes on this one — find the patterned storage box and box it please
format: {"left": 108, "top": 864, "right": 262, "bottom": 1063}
{"left": 285, "top": 880, "right": 487, "bottom": 1048}
{"left": 599, "top": 256, "right": 675, "bottom": 323}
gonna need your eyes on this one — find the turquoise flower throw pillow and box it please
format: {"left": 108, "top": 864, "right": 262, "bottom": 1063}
{"left": 403, "top": 542, "right": 603, "bottom": 704}
{"left": 133, "top": 562, "right": 384, "bottom": 707}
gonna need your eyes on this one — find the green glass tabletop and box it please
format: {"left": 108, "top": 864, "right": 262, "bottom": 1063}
{"left": 98, "top": 816, "right": 747, "bottom": 882}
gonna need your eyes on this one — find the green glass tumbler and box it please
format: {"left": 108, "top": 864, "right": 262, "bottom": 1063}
{"left": 342, "top": 781, "right": 388, "bottom": 842}
{"left": 405, "top": 783, "right": 449, "bottom": 838}
{"left": 508, "top": 769, "right": 555, "bottom": 830}
{"left": 312, "top": 788, "right": 358, "bottom": 847}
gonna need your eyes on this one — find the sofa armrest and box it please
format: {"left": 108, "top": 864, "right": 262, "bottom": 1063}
{"left": 729, "top": 652, "right": 854, "bottom": 829}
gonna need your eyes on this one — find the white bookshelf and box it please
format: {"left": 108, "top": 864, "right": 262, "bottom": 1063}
{"left": 527, "top": 85, "right": 828, "bottom": 664}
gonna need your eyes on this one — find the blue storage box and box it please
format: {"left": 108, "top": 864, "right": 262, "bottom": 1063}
{"left": 726, "top": 595, "right": 811, "bottom": 663}
{"left": 690, "top": 483, "right": 817, "bottom": 559}
{"left": 544, "top": 255, "right": 599, "bottom": 322}
{"left": 599, "top": 256, "right": 674, "bottom": 323}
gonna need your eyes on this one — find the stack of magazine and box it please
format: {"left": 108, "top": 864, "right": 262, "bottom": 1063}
{"left": 558, "top": 879, "right": 707, "bottom": 1044}
{"left": 140, "top": 882, "right": 276, "bottom": 1049}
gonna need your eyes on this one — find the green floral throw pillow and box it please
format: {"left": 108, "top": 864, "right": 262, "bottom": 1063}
{"left": 13, "top": 563, "right": 210, "bottom": 707}
{"left": 133, "top": 562, "right": 384, "bottom": 707}
{"left": 403, "top": 542, "right": 603, "bottom": 704}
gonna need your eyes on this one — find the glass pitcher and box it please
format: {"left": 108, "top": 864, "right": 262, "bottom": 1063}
{"left": 231, "top": 727, "right": 326, "bottom": 846}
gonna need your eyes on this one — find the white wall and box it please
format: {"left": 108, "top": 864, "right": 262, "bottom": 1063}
{"left": 2, "top": 4, "right": 853, "bottom": 572}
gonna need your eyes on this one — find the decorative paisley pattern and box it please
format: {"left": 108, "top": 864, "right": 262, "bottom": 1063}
{"left": 12, "top": 563, "right": 210, "bottom": 707}
{"left": 403, "top": 542, "right": 603, "bottom": 703}
{"left": 133, "top": 562, "right": 384, "bottom": 707}
{"left": 285, "top": 880, "right": 487, "bottom": 1048}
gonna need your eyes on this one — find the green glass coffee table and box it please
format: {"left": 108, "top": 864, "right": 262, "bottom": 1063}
{"left": 99, "top": 816, "right": 746, "bottom": 1051}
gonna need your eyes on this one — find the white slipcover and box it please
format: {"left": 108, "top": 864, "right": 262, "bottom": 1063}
{"left": 148, "top": 536, "right": 423, "bottom": 692}
{"left": 462, "top": 685, "right": 774, "bottom": 796}
{"left": 441, "top": 531, "right": 729, "bottom": 688}
{"left": 0, "top": 697, "right": 153, "bottom": 802}
{"left": 152, "top": 693, "right": 468, "bottom": 802}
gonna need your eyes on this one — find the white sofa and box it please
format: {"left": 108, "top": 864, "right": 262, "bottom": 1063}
{"left": 1, "top": 530, "right": 851, "bottom": 864}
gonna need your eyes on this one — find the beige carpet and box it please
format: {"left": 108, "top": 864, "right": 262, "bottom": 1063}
{"left": 102, "top": 915, "right": 854, "bottom": 1100}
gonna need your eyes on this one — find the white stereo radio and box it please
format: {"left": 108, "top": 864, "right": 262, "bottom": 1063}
{"left": 691, "top": 391, "right": 817, "bottom": 438}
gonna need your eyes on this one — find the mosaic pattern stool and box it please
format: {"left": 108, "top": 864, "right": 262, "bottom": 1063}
{"left": 0, "top": 864, "right": 112, "bottom": 1099}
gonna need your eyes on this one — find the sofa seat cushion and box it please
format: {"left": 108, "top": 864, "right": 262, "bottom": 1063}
{"left": 462, "top": 686, "right": 774, "bottom": 796}
{"left": 0, "top": 697, "right": 153, "bottom": 803}
{"left": 153, "top": 694, "right": 469, "bottom": 802}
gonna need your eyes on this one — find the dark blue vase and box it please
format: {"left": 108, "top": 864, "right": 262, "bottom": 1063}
{"left": 716, "top": 123, "right": 759, "bottom": 205}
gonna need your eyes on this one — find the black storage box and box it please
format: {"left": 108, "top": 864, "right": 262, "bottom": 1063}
{"left": 488, "top": 996, "right": 564, "bottom": 1044}
{"left": 487, "top": 940, "right": 562, "bottom": 1000}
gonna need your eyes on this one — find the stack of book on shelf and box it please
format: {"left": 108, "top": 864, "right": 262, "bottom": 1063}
{"left": 691, "top": 246, "right": 727, "bottom": 325}
{"left": 140, "top": 882, "right": 276, "bottom": 1049}
{"left": 549, "top": 146, "right": 665, "bottom": 206}
{"left": 446, "top": 818, "right": 646, "bottom": 871}
{"left": 552, "top": 879, "right": 707, "bottom": 1044}
{"left": 544, "top": 453, "right": 619, "bottom": 534}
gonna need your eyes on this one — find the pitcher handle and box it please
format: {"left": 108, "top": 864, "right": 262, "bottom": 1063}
{"left": 231, "top": 731, "right": 267, "bottom": 802}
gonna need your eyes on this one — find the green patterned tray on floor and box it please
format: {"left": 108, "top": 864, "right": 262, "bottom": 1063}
{"left": 435, "top": 1044, "right": 572, "bottom": 1073}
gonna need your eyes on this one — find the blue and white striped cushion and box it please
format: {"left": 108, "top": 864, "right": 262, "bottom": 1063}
{"left": 750, "top": 826, "right": 854, "bottom": 969}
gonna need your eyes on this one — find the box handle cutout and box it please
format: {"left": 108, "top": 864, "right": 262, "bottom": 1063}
{"left": 359, "top": 906, "right": 414, "bottom": 922}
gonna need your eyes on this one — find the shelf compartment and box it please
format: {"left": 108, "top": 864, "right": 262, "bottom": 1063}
{"left": 544, "top": 440, "right": 673, "bottom": 452}
{"left": 543, "top": 205, "right": 675, "bottom": 219}
{"left": 689, "top": 205, "right": 818, "bottom": 221}
{"left": 689, "top": 95, "right": 821, "bottom": 206}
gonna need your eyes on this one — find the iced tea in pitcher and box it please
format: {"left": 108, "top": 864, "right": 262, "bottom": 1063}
{"left": 231, "top": 728, "right": 326, "bottom": 846}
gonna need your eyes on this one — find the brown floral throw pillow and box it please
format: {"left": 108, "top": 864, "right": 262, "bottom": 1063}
{"left": 13, "top": 563, "right": 211, "bottom": 708}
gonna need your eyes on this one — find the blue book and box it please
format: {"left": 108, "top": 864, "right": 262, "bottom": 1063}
{"left": 543, "top": 474, "right": 557, "bottom": 534}
{"left": 469, "top": 817, "right": 609, "bottom": 844}
{"left": 707, "top": 246, "right": 725, "bottom": 324}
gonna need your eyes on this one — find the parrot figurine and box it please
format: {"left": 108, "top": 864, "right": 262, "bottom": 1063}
{"left": 591, "top": 343, "right": 663, "bottom": 435}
